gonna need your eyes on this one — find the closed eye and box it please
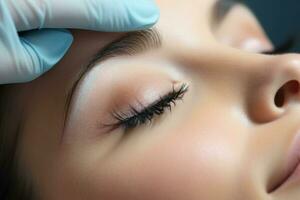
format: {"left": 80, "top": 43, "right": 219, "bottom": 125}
{"left": 63, "top": 29, "right": 162, "bottom": 131}
{"left": 263, "top": 36, "right": 296, "bottom": 55}
{"left": 102, "top": 83, "right": 189, "bottom": 132}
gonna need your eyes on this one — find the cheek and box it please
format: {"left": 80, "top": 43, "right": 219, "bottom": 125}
{"left": 89, "top": 128, "right": 242, "bottom": 199}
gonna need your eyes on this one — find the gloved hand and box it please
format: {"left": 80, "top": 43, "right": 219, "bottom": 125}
{"left": 0, "top": 0, "right": 159, "bottom": 84}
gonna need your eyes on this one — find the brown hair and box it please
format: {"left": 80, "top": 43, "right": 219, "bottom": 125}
{"left": 0, "top": 84, "right": 33, "bottom": 200}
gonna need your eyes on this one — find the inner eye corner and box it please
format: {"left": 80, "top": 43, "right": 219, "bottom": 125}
{"left": 274, "top": 80, "right": 300, "bottom": 108}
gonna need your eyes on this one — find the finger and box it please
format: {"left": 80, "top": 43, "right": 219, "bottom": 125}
{"left": 0, "top": 0, "right": 73, "bottom": 84}
{"left": 20, "top": 29, "right": 73, "bottom": 81}
{"left": 7, "top": 0, "right": 160, "bottom": 32}
{"left": 0, "top": 29, "right": 73, "bottom": 84}
{"left": 0, "top": 0, "right": 22, "bottom": 84}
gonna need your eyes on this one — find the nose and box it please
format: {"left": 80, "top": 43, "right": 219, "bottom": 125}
{"left": 248, "top": 54, "right": 300, "bottom": 123}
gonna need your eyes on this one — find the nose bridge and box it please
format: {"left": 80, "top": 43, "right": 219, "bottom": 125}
{"left": 173, "top": 45, "right": 270, "bottom": 106}
{"left": 173, "top": 44, "right": 268, "bottom": 81}
{"left": 173, "top": 44, "right": 300, "bottom": 124}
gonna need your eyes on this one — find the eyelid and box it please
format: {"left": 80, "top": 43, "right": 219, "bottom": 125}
{"left": 62, "top": 29, "right": 163, "bottom": 133}
{"left": 102, "top": 83, "right": 189, "bottom": 132}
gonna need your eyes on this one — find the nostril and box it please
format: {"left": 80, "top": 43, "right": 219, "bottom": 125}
{"left": 287, "top": 80, "right": 300, "bottom": 94}
{"left": 275, "top": 87, "right": 285, "bottom": 107}
{"left": 274, "top": 80, "right": 300, "bottom": 108}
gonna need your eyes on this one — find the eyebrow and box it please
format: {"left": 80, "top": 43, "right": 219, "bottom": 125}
{"left": 62, "top": 1, "right": 244, "bottom": 136}
{"left": 88, "top": 29, "right": 162, "bottom": 67}
{"left": 62, "top": 29, "right": 162, "bottom": 134}
{"left": 89, "top": 0, "right": 242, "bottom": 71}
{"left": 213, "top": 0, "right": 244, "bottom": 24}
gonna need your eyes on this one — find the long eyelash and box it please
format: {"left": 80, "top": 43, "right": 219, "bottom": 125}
{"left": 105, "top": 84, "right": 189, "bottom": 131}
{"left": 263, "top": 36, "right": 296, "bottom": 55}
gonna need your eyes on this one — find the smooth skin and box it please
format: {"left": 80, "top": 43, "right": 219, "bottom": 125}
{"left": 6, "top": 0, "right": 300, "bottom": 199}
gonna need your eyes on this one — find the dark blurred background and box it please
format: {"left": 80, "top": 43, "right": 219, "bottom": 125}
{"left": 244, "top": 0, "right": 300, "bottom": 50}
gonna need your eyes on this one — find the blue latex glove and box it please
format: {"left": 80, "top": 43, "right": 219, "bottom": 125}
{"left": 0, "top": 0, "right": 159, "bottom": 84}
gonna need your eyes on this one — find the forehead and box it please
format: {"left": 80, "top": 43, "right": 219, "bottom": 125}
{"left": 156, "top": 0, "right": 216, "bottom": 26}
{"left": 155, "top": 0, "right": 217, "bottom": 49}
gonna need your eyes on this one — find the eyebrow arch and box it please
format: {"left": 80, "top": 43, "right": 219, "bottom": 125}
{"left": 213, "top": 0, "right": 244, "bottom": 24}
{"left": 89, "top": 28, "right": 162, "bottom": 68}
{"left": 62, "top": 29, "right": 162, "bottom": 136}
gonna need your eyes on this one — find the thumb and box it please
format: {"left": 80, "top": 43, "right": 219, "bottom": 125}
{"left": 19, "top": 29, "right": 73, "bottom": 82}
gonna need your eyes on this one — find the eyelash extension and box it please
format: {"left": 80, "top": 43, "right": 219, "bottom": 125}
{"left": 105, "top": 83, "right": 189, "bottom": 131}
{"left": 263, "top": 36, "right": 296, "bottom": 55}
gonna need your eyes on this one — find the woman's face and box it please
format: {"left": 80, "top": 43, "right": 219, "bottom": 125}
{"left": 14, "top": 0, "right": 300, "bottom": 199}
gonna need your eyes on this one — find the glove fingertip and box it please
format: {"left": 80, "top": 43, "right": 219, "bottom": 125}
{"left": 123, "top": 0, "right": 160, "bottom": 31}
{"left": 21, "top": 29, "right": 73, "bottom": 77}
